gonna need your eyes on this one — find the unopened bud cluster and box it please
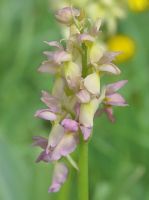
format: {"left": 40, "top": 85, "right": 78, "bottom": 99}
{"left": 33, "top": 7, "right": 128, "bottom": 193}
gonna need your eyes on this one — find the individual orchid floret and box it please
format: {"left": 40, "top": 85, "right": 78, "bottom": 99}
{"left": 34, "top": 124, "right": 78, "bottom": 162}
{"left": 99, "top": 80, "right": 128, "bottom": 122}
{"left": 35, "top": 91, "right": 61, "bottom": 121}
{"left": 48, "top": 162, "right": 68, "bottom": 193}
{"left": 90, "top": 50, "right": 121, "bottom": 75}
{"left": 104, "top": 80, "right": 128, "bottom": 106}
{"left": 55, "top": 7, "right": 80, "bottom": 26}
{"left": 38, "top": 41, "right": 71, "bottom": 74}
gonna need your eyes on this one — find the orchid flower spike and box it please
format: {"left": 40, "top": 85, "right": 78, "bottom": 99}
{"left": 33, "top": 6, "right": 128, "bottom": 193}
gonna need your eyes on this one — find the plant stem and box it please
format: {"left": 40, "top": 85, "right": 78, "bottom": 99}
{"left": 82, "top": 43, "right": 88, "bottom": 78}
{"left": 78, "top": 139, "right": 89, "bottom": 200}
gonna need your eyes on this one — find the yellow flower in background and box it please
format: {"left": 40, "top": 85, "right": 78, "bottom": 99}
{"left": 128, "top": 0, "right": 149, "bottom": 12}
{"left": 107, "top": 35, "right": 135, "bottom": 63}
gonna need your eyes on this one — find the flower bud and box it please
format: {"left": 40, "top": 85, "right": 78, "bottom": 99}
{"left": 55, "top": 7, "right": 80, "bottom": 26}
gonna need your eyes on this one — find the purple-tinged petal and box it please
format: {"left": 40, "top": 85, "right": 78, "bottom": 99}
{"left": 51, "top": 133, "right": 78, "bottom": 160}
{"left": 104, "top": 106, "right": 115, "bottom": 123}
{"left": 35, "top": 109, "right": 57, "bottom": 121}
{"left": 38, "top": 61, "right": 58, "bottom": 74}
{"left": 55, "top": 7, "right": 80, "bottom": 25}
{"left": 78, "top": 33, "right": 95, "bottom": 43}
{"left": 41, "top": 90, "right": 60, "bottom": 112}
{"left": 48, "top": 163, "right": 68, "bottom": 193}
{"left": 99, "top": 51, "right": 122, "bottom": 64}
{"left": 47, "top": 124, "right": 65, "bottom": 150}
{"left": 99, "top": 63, "right": 121, "bottom": 75}
{"left": 80, "top": 126, "right": 92, "bottom": 141}
{"left": 106, "top": 80, "right": 128, "bottom": 95}
{"left": 32, "top": 136, "right": 48, "bottom": 149}
{"left": 61, "top": 119, "right": 79, "bottom": 132}
{"left": 76, "top": 90, "right": 91, "bottom": 103}
{"left": 44, "top": 41, "right": 63, "bottom": 50}
{"left": 106, "top": 93, "right": 128, "bottom": 106}
{"left": 36, "top": 150, "right": 52, "bottom": 163}
{"left": 44, "top": 51, "right": 71, "bottom": 65}
{"left": 90, "top": 18, "right": 102, "bottom": 36}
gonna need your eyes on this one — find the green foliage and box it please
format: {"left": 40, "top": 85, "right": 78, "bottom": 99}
{"left": 0, "top": 0, "right": 149, "bottom": 199}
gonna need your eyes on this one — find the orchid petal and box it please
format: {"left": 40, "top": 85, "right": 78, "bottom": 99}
{"left": 41, "top": 90, "right": 60, "bottom": 112}
{"left": 36, "top": 150, "right": 52, "bottom": 163}
{"left": 78, "top": 33, "right": 95, "bottom": 43}
{"left": 104, "top": 107, "right": 115, "bottom": 123}
{"left": 106, "top": 80, "right": 128, "bottom": 94}
{"left": 51, "top": 133, "right": 78, "bottom": 160}
{"left": 44, "top": 51, "right": 71, "bottom": 65}
{"left": 38, "top": 61, "right": 58, "bottom": 74}
{"left": 48, "top": 163, "right": 68, "bottom": 193}
{"left": 80, "top": 126, "right": 92, "bottom": 141}
{"left": 32, "top": 136, "right": 48, "bottom": 149}
{"left": 84, "top": 72, "right": 100, "bottom": 95}
{"left": 76, "top": 90, "right": 91, "bottom": 103}
{"left": 99, "top": 63, "right": 121, "bottom": 75}
{"left": 35, "top": 109, "right": 57, "bottom": 121}
{"left": 61, "top": 119, "right": 79, "bottom": 132}
{"left": 99, "top": 51, "right": 122, "bottom": 64}
{"left": 47, "top": 124, "right": 65, "bottom": 150}
{"left": 44, "top": 41, "right": 63, "bottom": 50}
{"left": 91, "top": 18, "right": 102, "bottom": 36}
{"left": 106, "top": 93, "right": 128, "bottom": 106}
{"left": 63, "top": 61, "right": 81, "bottom": 89}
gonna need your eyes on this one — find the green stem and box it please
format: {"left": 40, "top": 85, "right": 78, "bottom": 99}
{"left": 78, "top": 140, "right": 89, "bottom": 200}
{"left": 78, "top": 41, "right": 89, "bottom": 200}
{"left": 82, "top": 43, "right": 88, "bottom": 78}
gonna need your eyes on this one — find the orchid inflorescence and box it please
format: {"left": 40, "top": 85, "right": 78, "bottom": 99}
{"left": 33, "top": 7, "right": 128, "bottom": 193}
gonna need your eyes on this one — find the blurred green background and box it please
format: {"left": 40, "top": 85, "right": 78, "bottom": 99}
{"left": 0, "top": 0, "right": 149, "bottom": 200}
